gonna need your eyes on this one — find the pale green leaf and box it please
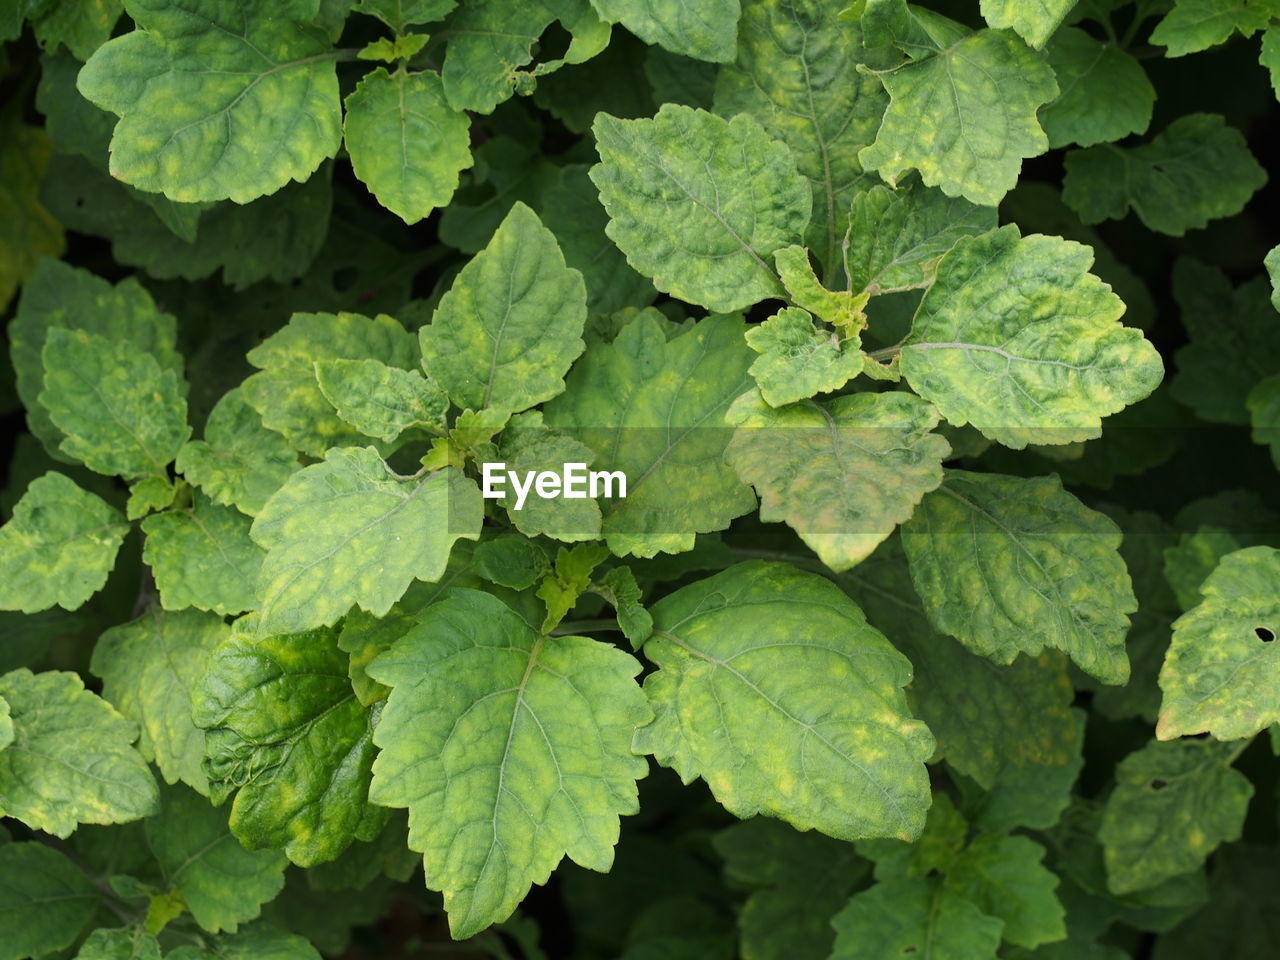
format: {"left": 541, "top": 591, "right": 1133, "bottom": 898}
{"left": 901, "top": 470, "right": 1136, "bottom": 684}
{"left": 948, "top": 834, "right": 1066, "bottom": 947}
{"left": 242, "top": 312, "right": 417, "bottom": 457}
{"left": 441, "top": 0, "right": 610, "bottom": 113}
{"left": 91, "top": 607, "right": 230, "bottom": 796}
{"left": 544, "top": 313, "right": 757, "bottom": 557}
{"left": 536, "top": 543, "right": 611, "bottom": 632}
{"left": 9, "top": 258, "right": 183, "bottom": 463}
{"left": 981, "top": 0, "right": 1077, "bottom": 47}
{"left": 343, "top": 68, "right": 472, "bottom": 224}
{"left": 315, "top": 358, "right": 448, "bottom": 443}
{"left": 1099, "top": 737, "right": 1252, "bottom": 895}
{"left": 842, "top": 180, "right": 996, "bottom": 295}
{"left": 1168, "top": 259, "right": 1280, "bottom": 424}
{"left": 858, "top": 21, "right": 1058, "bottom": 206}
{"left": 634, "top": 561, "right": 934, "bottom": 841}
{"left": 1039, "top": 28, "right": 1155, "bottom": 148}
{"left": 1157, "top": 546, "right": 1280, "bottom": 740}
{"left": 40, "top": 327, "right": 190, "bottom": 479}
{"left": 1248, "top": 375, "right": 1280, "bottom": 469}
{"left": 77, "top": 0, "right": 342, "bottom": 203}
{"left": 725, "top": 390, "right": 948, "bottom": 571}
{"left": 1062, "top": 114, "right": 1267, "bottom": 236}
{"left": 591, "top": 104, "right": 810, "bottom": 312}
{"left": 495, "top": 411, "right": 603, "bottom": 542}
{"left": 830, "top": 879, "right": 1003, "bottom": 960}
{"left": 355, "top": 0, "right": 456, "bottom": 30}
{"left": 1165, "top": 527, "right": 1248, "bottom": 612}
{"left": 359, "top": 33, "right": 430, "bottom": 62}
{"left": 126, "top": 475, "right": 177, "bottom": 521}
{"left": 0, "top": 843, "right": 99, "bottom": 960}
{"left": 30, "top": 0, "right": 123, "bottom": 61}
{"left": 1267, "top": 243, "right": 1280, "bottom": 308}
{"left": 0, "top": 472, "right": 128, "bottom": 613}
{"left": 145, "top": 783, "right": 287, "bottom": 934}
{"left": 592, "top": 566, "right": 653, "bottom": 648}
{"left": 75, "top": 928, "right": 162, "bottom": 960}
{"left": 420, "top": 202, "right": 587, "bottom": 412}
{"left": 775, "top": 245, "right": 868, "bottom": 328}
{"left": 175, "top": 388, "right": 301, "bottom": 517}
{"left": 899, "top": 226, "right": 1164, "bottom": 449}
{"left": 1150, "top": 0, "right": 1279, "bottom": 56}
{"left": 714, "top": 0, "right": 887, "bottom": 270}
{"left": 0, "top": 697, "right": 10, "bottom": 752}
{"left": 251, "top": 447, "right": 482, "bottom": 633}
{"left": 192, "top": 618, "right": 381, "bottom": 867}
{"left": 712, "top": 817, "right": 867, "bottom": 960}
{"left": 1262, "top": 23, "right": 1280, "bottom": 98}
{"left": 0, "top": 668, "right": 158, "bottom": 837}
{"left": 367, "top": 589, "right": 652, "bottom": 938}
{"left": 591, "top": 0, "right": 738, "bottom": 62}
{"left": 0, "top": 114, "right": 64, "bottom": 311}
{"left": 742, "top": 308, "right": 865, "bottom": 407}
{"left": 141, "top": 492, "right": 264, "bottom": 616}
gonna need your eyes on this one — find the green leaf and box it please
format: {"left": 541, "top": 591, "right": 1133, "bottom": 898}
{"left": 251, "top": 448, "right": 482, "bottom": 633}
{"left": 440, "top": 0, "right": 610, "bottom": 113}
{"left": 591, "top": 0, "right": 738, "bottom": 62}
{"left": 77, "top": 0, "right": 342, "bottom": 203}
{"left": 175, "top": 388, "right": 300, "bottom": 517}
{"left": 540, "top": 164, "right": 657, "bottom": 315}
{"left": 367, "top": 588, "right": 652, "bottom": 938}
{"left": 359, "top": 33, "right": 430, "bottom": 62}
{"left": 713, "top": 0, "right": 887, "bottom": 270}
{"left": 474, "top": 536, "right": 551, "bottom": 590}
{"left": 343, "top": 68, "right": 472, "bottom": 224}
{"left": 91, "top": 607, "right": 230, "bottom": 796}
{"left": 742, "top": 308, "right": 865, "bottom": 407}
{"left": 75, "top": 928, "right": 162, "bottom": 960}
{"left": 1039, "top": 28, "right": 1154, "bottom": 148}
{"left": 495, "top": 412, "right": 604, "bottom": 542}
{"left": 901, "top": 471, "right": 1136, "bottom": 684}
{"left": 126, "top": 476, "right": 177, "bottom": 521}
{"left": 145, "top": 783, "right": 287, "bottom": 934}
{"left": 591, "top": 566, "right": 653, "bottom": 648}
{"left": 899, "top": 226, "right": 1164, "bottom": 449}
{"left": 948, "top": 834, "right": 1066, "bottom": 947}
{"left": 0, "top": 843, "right": 99, "bottom": 960}
{"left": 40, "top": 327, "right": 190, "bottom": 479}
{"left": 536, "top": 543, "right": 611, "bottom": 632}
{"left": 420, "top": 202, "right": 587, "bottom": 413}
{"left": 0, "top": 697, "right": 10, "bottom": 751}
{"left": 590, "top": 104, "right": 810, "bottom": 312}
{"left": 242, "top": 311, "right": 417, "bottom": 457}
{"left": 980, "top": 0, "right": 1077, "bottom": 47}
{"left": 29, "top": 0, "right": 123, "bottom": 61}
{"left": 634, "top": 561, "right": 934, "bottom": 840}
{"left": 0, "top": 668, "right": 158, "bottom": 837}
{"left": 1262, "top": 23, "right": 1280, "bottom": 98}
{"left": 354, "top": 0, "right": 456, "bottom": 31}
{"left": 141, "top": 492, "right": 264, "bottom": 616}
{"left": 0, "top": 113, "right": 64, "bottom": 311}
{"left": 1062, "top": 114, "right": 1267, "bottom": 236}
{"left": 192, "top": 619, "right": 382, "bottom": 867}
{"left": 842, "top": 181, "right": 997, "bottom": 295}
{"left": 1248, "top": 375, "right": 1280, "bottom": 469}
{"left": 830, "top": 878, "right": 1003, "bottom": 959}
{"left": 1157, "top": 546, "right": 1280, "bottom": 740}
{"left": 1150, "top": 0, "right": 1279, "bottom": 56}
{"left": 1267, "top": 243, "right": 1280, "bottom": 308}
{"left": 0, "top": 472, "right": 128, "bottom": 613}
{"left": 1099, "top": 737, "right": 1252, "bottom": 895}
{"left": 712, "top": 817, "right": 867, "bottom": 960}
{"left": 544, "top": 313, "right": 757, "bottom": 557}
{"left": 10, "top": 258, "right": 183, "bottom": 463}
{"left": 1169, "top": 259, "right": 1280, "bottom": 424}
{"left": 725, "top": 390, "right": 949, "bottom": 571}
{"left": 315, "top": 358, "right": 448, "bottom": 443}
{"left": 775, "top": 245, "right": 869, "bottom": 329}
{"left": 166, "top": 922, "right": 322, "bottom": 960}
{"left": 858, "top": 20, "right": 1058, "bottom": 206}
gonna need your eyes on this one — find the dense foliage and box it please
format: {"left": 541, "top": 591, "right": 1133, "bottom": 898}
{"left": 1, "top": 0, "right": 1278, "bottom": 957}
